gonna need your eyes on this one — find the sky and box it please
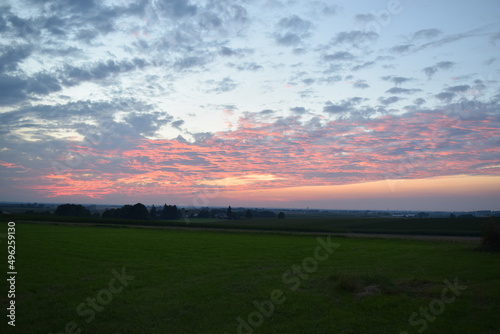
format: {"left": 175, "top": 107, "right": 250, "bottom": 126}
{"left": 0, "top": 0, "right": 499, "bottom": 211}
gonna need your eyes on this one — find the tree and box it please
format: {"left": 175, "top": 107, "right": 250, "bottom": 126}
{"left": 160, "top": 204, "right": 179, "bottom": 220}
{"left": 55, "top": 204, "right": 91, "bottom": 217}
{"left": 245, "top": 209, "right": 253, "bottom": 219}
{"left": 150, "top": 205, "right": 157, "bottom": 219}
{"left": 227, "top": 206, "right": 233, "bottom": 220}
{"left": 102, "top": 203, "right": 149, "bottom": 220}
{"left": 277, "top": 212, "right": 285, "bottom": 219}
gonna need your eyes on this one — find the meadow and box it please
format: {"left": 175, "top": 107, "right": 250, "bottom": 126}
{"left": 3, "top": 212, "right": 487, "bottom": 236}
{"left": 1, "top": 221, "right": 499, "bottom": 334}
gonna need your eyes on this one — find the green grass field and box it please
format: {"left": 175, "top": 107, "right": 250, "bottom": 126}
{"left": 1, "top": 222, "right": 499, "bottom": 334}
{"left": 4, "top": 213, "right": 488, "bottom": 236}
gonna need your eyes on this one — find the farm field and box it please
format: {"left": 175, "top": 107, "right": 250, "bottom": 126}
{"left": 4, "top": 213, "right": 488, "bottom": 236}
{"left": 1, "top": 222, "right": 499, "bottom": 334}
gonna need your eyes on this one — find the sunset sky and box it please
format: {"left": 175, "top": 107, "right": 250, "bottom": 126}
{"left": 1, "top": 0, "right": 499, "bottom": 211}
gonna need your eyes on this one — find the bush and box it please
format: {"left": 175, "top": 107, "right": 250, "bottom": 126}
{"left": 480, "top": 218, "right": 500, "bottom": 251}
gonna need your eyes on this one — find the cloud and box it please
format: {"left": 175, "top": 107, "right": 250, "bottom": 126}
{"left": 354, "top": 14, "right": 375, "bottom": 24}
{"left": 323, "top": 51, "right": 355, "bottom": 61}
{"left": 230, "top": 62, "right": 263, "bottom": 71}
{"left": 446, "top": 85, "right": 471, "bottom": 93}
{"left": 330, "top": 30, "right": 378, "bottom": 48}
{"left": 206, "top": 77, "right": 238, "bottom": 93}
{"left": 323, "top": 97, "right": 364, "bottom": 114}
{"left": 351, "top": 61, "right": 375, "bottom": 71}
{"left": 275, "top": 32, "right": 302, "bottom": 46}
{"left": 435, "top": 91, "right": 455, "bottom": 102}
{"left": 491, "top": 32, "right": 500, "bottom": 45}
{"left": 353, "top": 80, "right": 370, "bottom": 89}
{"left": 274, "top": 15, "right": 313, "bottom": 46}
{"left": 389, "top": 44, "right": 413, "bottom": 54}
{"left": 378, "top": 96, "right": 401, "bottom": 105}
{"left": 61, "top": 59, "right": 146, "bottom": 86}
{"left": 381, "top": 76, "right": 413, "bottom": 85}
{"left": 0, "top": 44, "right": 32, "bottom": 73}
{"left": 386, "top": 87, "right": 421, "bottom": 95}
{"left": 0, "top": 74, "right": 28, "bottom": 105}
{"left": 412, "top": 28, "right": 442, "bottom": 40}
{"left": 174, "top": 56, "right": 207, "bottom": 70}
{"left": 219, "top": 46, "right": 250, "bottom": 57}
{"left": 152, "top": 0, "right": 198, "bottom": 18}
{"left": 423, "top": 61, "right": 454, "bottom": 78}
{"left": 171, "top": 120, "right": 184, "bottom": 129}
{"left": 290, "top": 106, "right": 307, "bottom": 115}
{"left": 124, "top": 112, "right": 173, "bottom": 137}
{"left": 278, "top": 15, "right": 312, "bottom": 32}
{"left": 414, "top": 98, "right": 426, "bottom": 106}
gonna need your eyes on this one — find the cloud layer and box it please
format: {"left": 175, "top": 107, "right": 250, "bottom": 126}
{"left": 0, "top": 0, "right": 499, "bottom": 209}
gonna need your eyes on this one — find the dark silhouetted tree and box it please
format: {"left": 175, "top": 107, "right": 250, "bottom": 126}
{"left": 160, "top": 204, "right": 179, "bottom": 220}
{"left": 277, "top": 212, "right": 285, "bottom": 219}
{"left": 227, "top": 206, "right": 233, "bottom": 220}
{"left": 150, "top": 205, "right": 157, "bottom": 219}
{"left": 245, "top": 209, "right": 253, "bottom": 219}
{"left": 55, "top": 204, "right": 91, "bottom": 217}
{"left": 102, "top": 203, "right": 149, "bottom": 220}
{"left": 102, "top": 208, "right": 116, "bottom": 219}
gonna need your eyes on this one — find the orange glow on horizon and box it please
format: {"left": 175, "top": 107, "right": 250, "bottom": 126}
{"left": 216, "top": 175, "right": 500, "bottom": 202}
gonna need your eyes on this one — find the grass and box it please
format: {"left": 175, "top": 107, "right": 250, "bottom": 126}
{"left": 4, "top": 213, "right": 487, "bottom": 236}
{"left": 0, "top": 222, "right": 499, "bottom": 334}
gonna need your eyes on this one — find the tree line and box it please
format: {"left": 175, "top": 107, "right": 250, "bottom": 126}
{"left": 53, "top": 203, "right": 285, "bottom": 220}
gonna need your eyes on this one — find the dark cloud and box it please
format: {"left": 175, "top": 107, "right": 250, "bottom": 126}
{"left": 412, "top": 28, "right": 442, "bottom": 40}
{"left": 198, "top": 12, "right": 222, "bottom": 29}
{"left": 274, "top": 15, "right": 312, "bottom": 47}
{"left": 0, "top": 44, "right": 32, "bottom": 73}
{"left": 171, "top": 120, "right": 184, "bottom": 129}
{"left": 435, "top": 91, "right": 455, "bottom": 102}
{"left": 220, "top": 46, "right": 236, "bottom": 56}
{"left": 259, "top": 109, "right": 275, "bottom": 115}
{"left": 353, "top": 80, "right": 369, "bottom": 89}
{"left": 447, "top": 85, "right": 471, "bottom": 93}
{"left": 378, "top": 96, "right": 401, "bottom": 105}
{"left": 386, "top": 87, "right": 421, "bottom": 95}
{"left": 323, "top": 51, "right": 355, "bottom": 62}
{"left": 278, "top": 15, "right": 312, "bottom": 32}
{"left": 174, "top": 56, "right": 207, "bottom": 70}
{"left": 275, "top": 32, "right": 302, "bottom": 46}
{"left": 322, "top": 6, "right": 338, "bottom": 16}
{"left": 290, "top": 106, "right": 307, "bottom": 115}
{"left": 330, "top": 30, "right": 378, "bottom": 48}
{"left": 0, "top": 74, "right": 28, "bottom": 105}
{"left": 491, "top": 32, "right": 500, "bottom": 45}
{"left": 354, "top": 14, "right": 375, "bottom": 24}
{"left": 323, "top": 97, "right": 364, "bottom": 114}
{"left": 28, "top": 72, "right": 62, "bottom": 95}
{"left": 423, "top": 61, "right": 454, "bottom": 78}
{"left": 228, "top": 62, "right": 263, "bottom": 71}
{"left": 125, "top": 112, "right": 173, "bottom": 136}
{"left": 61, "top": 59, "right": 146, "bottom": 86}
{"left": 351, "top": 61, "right": 375, "bottom": 71}
{"left": 414, "top": 98, "right": 426, "bottom": 106}
{"left": 152, "top": 0, "right": 198, "bottom": 18}
{"left": 389, "top": 44, "right": 413, "bottom": 54}
{"left": 381, "top": 76, "right": 413, "bottom": 85}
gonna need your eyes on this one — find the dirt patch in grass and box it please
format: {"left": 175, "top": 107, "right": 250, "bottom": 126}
{"left": 325, "top": 274, "right": 441, "bottom": 299}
